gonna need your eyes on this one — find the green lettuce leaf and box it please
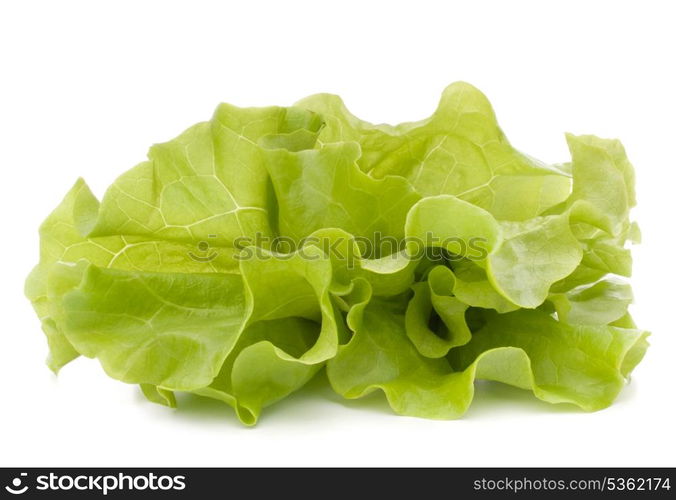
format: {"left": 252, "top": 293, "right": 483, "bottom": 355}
{"left": 264, "top": 142, "right": 420, "bottom": 245}
{"left": 548, "top": 278, "right": 633, "bottom": 325}
{"left": 26, "top": 83, "right": 648, "bottom": 424}
{"left": 59, "top": 263, "right": 248, "bottom": 389}
{"left": 80, "top": 105, "right": 322, "bottom": 246}
{"left": 296, "top": 82, "right": 572, "bottom": 221}
{"left": 405, "top": 266, "right": 472, "bottom": 358}
{"left": 329, "top": 294, "right": 648, "bottom": 418}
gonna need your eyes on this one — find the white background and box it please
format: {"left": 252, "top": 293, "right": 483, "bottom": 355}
{"left": 1, "top": 0, "right": 675, "bottom": 467}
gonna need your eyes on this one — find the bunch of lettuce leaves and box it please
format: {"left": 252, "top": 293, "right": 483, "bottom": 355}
{"left": 26, "top": 83, "right": 648, "bottom": 425}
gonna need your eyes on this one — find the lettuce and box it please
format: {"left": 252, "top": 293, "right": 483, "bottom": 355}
{"left": 26, "top": 83, "right": 648, "bottom": 425}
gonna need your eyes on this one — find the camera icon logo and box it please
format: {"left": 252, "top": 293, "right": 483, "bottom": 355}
{"left": 4, "top": 473, "right": 28, "bottom": 495}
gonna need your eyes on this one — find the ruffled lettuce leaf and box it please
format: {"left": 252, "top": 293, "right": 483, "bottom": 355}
{"left": 58, "top": 264, "right": 248, "bottom": 389}
{"left": 79, "top": 105, "right": 323, "bottom": 246}
{"left": 26, "top": 84, "right": 648, "bottom": 424}
{"left": 264, "top": 142, "right": 421, "bottom": 245}
{"left": 296, "top": 82, "right": 572, "bottom": 221}
{"left": 328, "top": 290, "right": 648, "bottom": 418}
